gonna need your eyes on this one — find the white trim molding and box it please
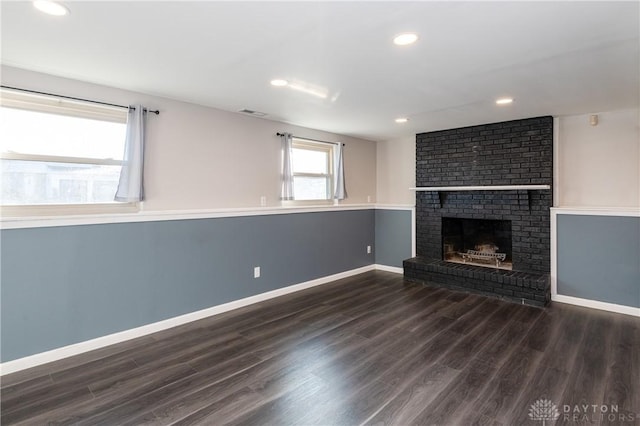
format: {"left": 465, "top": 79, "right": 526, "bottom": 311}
{"left": 550, "top": 206, "right": 640, "bottom": 217}
{"left": 374, "top": 264, "right": 404, "bottom": 274}
{"left": 551, "top": 207, "right": 640, "bottom": 316}
{"left": 0, "top": 265, "right": 378, "bottom": 376}
{"left": 550, "top": 209, "right": 558, "bottom": 298}
{"left": 411, "top": 207, "right": 416, "bottom": 257}
{"left": 374, "top": 204, "right": 415, "bottom": 211}
{"left": 552, "top": 294, "right": 640, "bottom": 317}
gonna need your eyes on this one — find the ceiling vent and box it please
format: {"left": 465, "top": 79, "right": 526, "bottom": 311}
{"left": 238, "top": 109, "right": 267, "bottom": 117}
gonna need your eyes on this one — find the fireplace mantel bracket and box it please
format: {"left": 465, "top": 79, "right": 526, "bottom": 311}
{"left": 438, "top": 192, "right": 447, "bottom": 208}
{"left": 517, "top": 190, "right": 534, "bottom": 212}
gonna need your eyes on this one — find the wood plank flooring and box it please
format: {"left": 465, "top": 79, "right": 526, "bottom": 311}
{"left": 1, "top": 271, "right": 639, "bottom": 425}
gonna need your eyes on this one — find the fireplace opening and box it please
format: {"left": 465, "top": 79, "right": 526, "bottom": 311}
{"left": 442, "top": 218, "right": 513, "bottom": 270}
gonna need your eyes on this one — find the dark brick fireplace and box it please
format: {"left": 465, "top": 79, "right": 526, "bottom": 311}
{"left": 404, "top": 116, "right": 553, "bottom": 306}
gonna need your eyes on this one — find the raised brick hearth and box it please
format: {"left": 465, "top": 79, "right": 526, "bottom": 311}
{"left": 404, "top": 258, "right": 550, "bottom": 306}
{"left": 404, "top": 116, "right": 553, "bottom": 306}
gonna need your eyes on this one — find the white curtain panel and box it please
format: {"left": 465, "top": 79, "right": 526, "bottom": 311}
{"left": 280, "top": 132, "right": 294, "bottom": 200}
{"left": 334, "top": 143, "right": 347, "bottom": 200}
{"left": 115, "top": 105, "right": 146, "bottom": 202}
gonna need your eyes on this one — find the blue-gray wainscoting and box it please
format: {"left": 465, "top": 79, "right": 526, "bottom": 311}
{"left": 375, "top": 208, "right": 413, "bottom": 268}
{"left": 557, "top": 214, "right": 640, "bottom": 308}
{"left": 1, "top": 210, "right": 374, "bottom": 362}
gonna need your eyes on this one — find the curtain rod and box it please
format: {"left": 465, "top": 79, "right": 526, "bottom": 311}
{"left": 276, "top": 132, "right": 344, "bottom": 146}
{"left": 0, "top": 85, "right": 160, "bottom": 115}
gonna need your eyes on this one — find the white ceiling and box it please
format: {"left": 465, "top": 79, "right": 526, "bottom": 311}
{"left": 1, "top": 1, "right": 638, "bottom": 142}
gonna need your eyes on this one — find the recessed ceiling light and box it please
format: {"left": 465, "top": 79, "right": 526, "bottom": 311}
{"left": 33, "top": 0, "right": 69, "bottom": 16}
{"left": 393, "top": 33, "right": 418, "bottom": 46}
{"left": 395, "top": 117, "right": 409, "bottom": 124}
{"left": 496, "top": 97, "right": 514, "bottom": 105}
{"left": 270, "top": 79, "right": 288, "bottom": 87}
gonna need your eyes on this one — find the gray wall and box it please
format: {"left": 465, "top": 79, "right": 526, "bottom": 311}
{"left": 375, "top": 209, "right": 413, "bottom": 268}
{"left": 557, "top": 214, "right": 640, "bottom": 308}
{"left": 0, "top": 210, "right": 374, "bottom": 362}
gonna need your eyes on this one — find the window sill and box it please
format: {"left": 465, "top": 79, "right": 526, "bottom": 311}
{"left": 280, "top": 199, "right": 338, "bottom": 208}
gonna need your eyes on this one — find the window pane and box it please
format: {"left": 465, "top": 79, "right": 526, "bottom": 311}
{"left": 293, "top": 176, "right": 330, "bottom": 200}
{"left": 292, "top": 148, "right": 328, "bottom": 174}
{"left": 0, "top": 107, "right": 126, "bottom": 160}
{"left": 1, "top": 159, "right": 122, "bottom": 205}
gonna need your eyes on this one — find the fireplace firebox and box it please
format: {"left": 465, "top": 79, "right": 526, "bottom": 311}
{"left": 442, "top": 218, "right": 512, "bottom": 270}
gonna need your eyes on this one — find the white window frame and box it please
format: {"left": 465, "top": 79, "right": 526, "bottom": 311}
{"left": 290, "top": 137, "right": 335, "bottom": 203}
{"left": 0, "top": 88, "right": 138, "bottom": 217}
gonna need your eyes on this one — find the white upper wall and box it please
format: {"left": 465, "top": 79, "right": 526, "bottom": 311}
{"left": 557, "top": 108, "right": 639, "bottom": 208}
{"left": 376, "top": 136, "right": 415, "bottom": 206}
{"left": 1, "top": 66, "right": 377, "bottom": 211}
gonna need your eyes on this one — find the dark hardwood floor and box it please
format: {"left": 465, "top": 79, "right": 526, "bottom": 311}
{"left": 2, "top": 271, "right": 639, "bottom": 425}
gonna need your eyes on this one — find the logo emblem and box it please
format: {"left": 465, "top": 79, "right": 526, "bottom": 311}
{"left": 529, "top": 398, "right": 560, "bottom": 425}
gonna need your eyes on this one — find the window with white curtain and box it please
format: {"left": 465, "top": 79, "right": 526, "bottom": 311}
{"left": 291, "top": 138, "right": 334, "bottom": 200}
{"left": 0, "top": 88, "right": 134, "bottom": 215}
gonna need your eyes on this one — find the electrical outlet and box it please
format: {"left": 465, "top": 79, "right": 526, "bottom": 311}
{"left": 367, "top": 195, "right": 371, "bottom": 203}
{"left": 260, "top": 196, "right": 267, "bottom": 207}
{"left": 367, "top": 245, "right": 372, "bottom": 254}
{"left": 254, "top": 266, "right": 261, "bottom": 278}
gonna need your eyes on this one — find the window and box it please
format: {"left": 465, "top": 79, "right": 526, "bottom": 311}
{"left": 0, "top": 89, "right": 130, "bottom": 213}
{"left": 291, "top": 138, "right": 334, "bottom": 200}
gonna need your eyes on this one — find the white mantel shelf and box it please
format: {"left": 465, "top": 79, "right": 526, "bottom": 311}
{"left": 410, "top": 185, "right": 551, "bottom": 191}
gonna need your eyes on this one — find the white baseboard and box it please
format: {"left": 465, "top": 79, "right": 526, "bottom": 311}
{"left": 552, "top": 294, "right": 640, "bottom": 317}
{"left": 0, "top": 265, "right": 376, "bottom": 376}
{"left": 374, "top": 264, "right": 404, "bottom": 274}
